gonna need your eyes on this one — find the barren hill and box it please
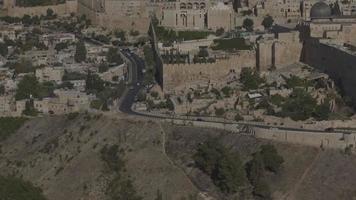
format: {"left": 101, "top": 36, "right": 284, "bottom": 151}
{"left": 0, "top": 113, "right": 356, "bottom": 200}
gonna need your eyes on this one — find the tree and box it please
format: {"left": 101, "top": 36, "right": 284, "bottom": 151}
{"left": 262, "top": 15, "right": 274, "bottom": 30}
{"left": 221, "top": 86, "right": 232, "bottom": 97}
{"left": 85, "top": 72, "right": 105, "bottom": 93}
{"left": 212, "top": 152, "right": 247, "bottom": 193}
{"left": 240, "top": 67, "right": 264, "bottom": 91}
{"left": 194, "top": 138, "right": 247, "bottom": 193}
{"left": 281, "top": 88, "right": 317, "bottom": 121}
{"left": 46, "top": 8, "right": 54, "bottom": 18}
{"left": 22, "top": 14, "right": 32, "bottom": 26}
{"left": 0, "top": 42, "right": 8, "bottom": 57}
{"left": 215, "top": 28, "right": 225, "bottom": 36}
{"left": 243, "top": 18, "right": 254, "bottom": 32}
{"left": 165, "top": 98, "right": 174, "bottom": 111}
{"left": 15, "top": 75, "right": 40, "bottom": 100}
{"left": 106, "top": 47, "right": 123, "bottom": 65}
{"left": 74, "top": 40, "right": 87, "bottom": 63}
{"left": 246, "top": 152, "right": 271, "bottom": 199}
{"left": 313, "top": 101, "right": 331, "bottom": 121}
{"left": 55, "top": 42, "right": 69, "bottom": 52}
{"left": 114, "top": 30, "right": 126, "bottom": 41}
{"left": 260, "top": 144, "right": 284, "bottom": 173}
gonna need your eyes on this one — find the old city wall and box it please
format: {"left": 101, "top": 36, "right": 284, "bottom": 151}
{"left": 96, "top": 14, "right": 150, "bottom": 33}
{"left": 7, "top": 0, "right": 77, "bottom": 17}
{"left": 162, "top": 51, "right": 256, "bottom": 93}
{"left": 273, "top": 40, "right": 303, "bottom": 68}
{"left": 303, "top": 39, "right": 356, "bottom": 105}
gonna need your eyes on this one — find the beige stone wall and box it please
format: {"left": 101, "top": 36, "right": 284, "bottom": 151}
{"left": 273, "top": 40, "right": 302, "bottom": 68}
{"left": 207, "top": 4, "right": 234, "bottom": 31}
{"left": 257, "top": 31, "right": 302, "bottom": 71}
{"left": 6, "top": 0, "right": 77, "bottom": 17}
{"left": 162, "top": 51, "right": 256, "bottom": 93}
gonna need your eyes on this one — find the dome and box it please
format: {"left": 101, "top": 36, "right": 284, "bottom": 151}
{"left": 310, "top": 1, "right": 332, "bottom": 19}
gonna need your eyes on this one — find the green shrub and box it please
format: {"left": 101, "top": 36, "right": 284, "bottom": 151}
{"left": 194, "top": 138, "right": 247, "bottom": 193}
{"left": 100, "top": 144, "right": 125, "bottom": 172}
{"left": 0, "top": 175, "right": 46, "bottom": 200}
{"left": 260, "top": 144, "right": 284, "bottom": 173}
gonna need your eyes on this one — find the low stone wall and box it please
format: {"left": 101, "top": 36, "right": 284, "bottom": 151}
{"left": 167, "top": 118, "right": 355, "bottom": 149}
{"left": 254, "top": 127, "right": 355, "bottom": 149}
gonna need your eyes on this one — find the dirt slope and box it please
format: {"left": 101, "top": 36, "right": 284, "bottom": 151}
{"left": 0, "top": 114, "right": 197, "bottom": 200}
{"left": 1, "top": 114, "right": 356, "bottom": 200}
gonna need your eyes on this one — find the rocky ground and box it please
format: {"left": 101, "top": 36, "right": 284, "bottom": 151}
{"left": 0, "top": 113, "right": 356, "bottom": 200}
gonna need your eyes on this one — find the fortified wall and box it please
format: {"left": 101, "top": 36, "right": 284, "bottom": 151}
{"left": 162, "top": 51, "right": 256, "bottom": 93}
{"left": 303, "top": 39, "right": 356, "bottom": 106}
{"left": 6, "top": 0, "right": 77, "bottom": 17}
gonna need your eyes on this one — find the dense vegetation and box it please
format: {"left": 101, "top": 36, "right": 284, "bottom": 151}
{"left": 243, "top": 18, "right": 254, "bottom": 32}
{"left": 239, "top": 67, "right": 265, "bottom": 90}
{"left": 74, "top": 40, "right": 87, "bottom": 63}
{"left": 194, "top": 139, "right": 284, "bottom": 198}
{"left": 0, "top": 176, "right": 46, "bottom": 200}
{"left": 194, "top": 138, "right": 247, "bottom": 193}
{"left": 15, "top": 75, "right": 55, "bottom": 100}
{"left": 0, "top": 117, "right": 27, "bottom": 141}
{"left": 246, "top": 145, "right": 284, "bottom": 199}
{"left": 279, "top": 88, "right": 331, "bottom": 121}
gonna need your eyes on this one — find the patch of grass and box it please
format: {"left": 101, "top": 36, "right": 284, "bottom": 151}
{"left": 212, "top": 38, "right": 252, "bottom": 51}
{"left": 0, "top": 117, "right": 27, "bottom": 141}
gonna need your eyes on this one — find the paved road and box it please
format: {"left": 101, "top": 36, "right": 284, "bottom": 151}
{"left": 118, "top": 51, "right": 348, "bottom": 135}
{"left": 119, "top": 51, "right": 144, "bottom": 115}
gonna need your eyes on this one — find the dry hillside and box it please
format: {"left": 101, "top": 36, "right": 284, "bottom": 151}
{"left": 0, "top": 113, "right": 356, "bottom": 200}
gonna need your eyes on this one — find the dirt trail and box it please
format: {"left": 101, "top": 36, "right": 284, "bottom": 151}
{"left": 280, "top": 151, "right": 321, "bottom": 200}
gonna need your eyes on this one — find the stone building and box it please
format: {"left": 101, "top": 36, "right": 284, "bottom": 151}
{"left": 157, "top": 0, "right": 208, "bottom": 30}
{"left": 35, "top": 67, "right": 64, "bottom": 84}
{"left": 301, "top": 1, "right": 356, "bottom": 46}
{"left": 34, "top": 89, "right": 93, "bottom": 114}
